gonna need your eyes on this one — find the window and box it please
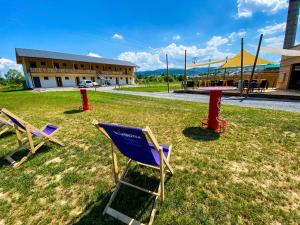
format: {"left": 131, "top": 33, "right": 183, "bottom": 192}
{"left": 97, "top": 77, "right": 100, "bottom": 79}
{"left": 74, "top": 64, "right": 78, "bottom": 69}
{"left": 108, "top": 66, "right": 111, "bottom": 70}
{"left": 29, "top": 61, "right": 37, "bottom": 68}
{"left": 91, "top": 65, "right": 94, "bottom": 70}
{"left": 96, "top": 66, "right": 99, "bottom": 69}
{"left": 81, "top": 64, "right": 84, "bottom": 68}
{"left": 44, "top": 76, "right": 49, "bottom": 80}
{"left": 129, "top": 68, "right": 131, "bottom": 71}
{"left": 120, "top": 77, "right": 123, "bottom": 80}
{"left": 65, "top": 76, "right": 69, "bottom": 80}
{"left": 83, "top": 77, "right": 86, "bottom": 79}
{"left": 41, "top": 62, "right": 46, "bottom": 66}
{"left": 54, "top": 62, "right": 59, "bottom": 68}
{"left": 63, "top": 63, "right": 67, "bottom": 67}
{"left": 91, "top": 77, "right": 95, "bottom": 82}
{"left": 110, "top": 77, "right": 112, "bottom": 79}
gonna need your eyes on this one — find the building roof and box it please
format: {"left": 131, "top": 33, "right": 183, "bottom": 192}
{"left": 15, "top": 48, "right": 138, "bottom": 67}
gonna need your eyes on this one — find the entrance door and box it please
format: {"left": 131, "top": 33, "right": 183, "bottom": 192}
{"left": 56, "top": 77, "right": 63, "bottom": 87}
{"left": 75, "top": 77, "right": 80, "bottom": 86}
{"left": 33, "top": 77, "right": 41, "bottom": 88}
{"left": 126, "top": 77, "right": 128, "bottom": 84}
{"left": 289, "top": 64, "right": 300, "bottom": 90}
{"left": 116, "top": 78, "right": 119, "bottom": 85}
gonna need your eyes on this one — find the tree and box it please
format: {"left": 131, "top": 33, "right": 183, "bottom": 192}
{"left": 4, "top": 69, "right": 24, "bottom": 84}
{"left": 177, "top": 75, "right": 184, "bottom": 81}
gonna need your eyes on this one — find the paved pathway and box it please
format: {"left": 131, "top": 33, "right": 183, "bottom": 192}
{"left": 32, "top": 87, "right": 300, "bottom": 113}
{"left": 100, "top": 88, "right": 300, "bottom": 113}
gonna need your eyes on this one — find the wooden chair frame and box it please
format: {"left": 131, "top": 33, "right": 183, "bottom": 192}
{"left": 1, "top": 108, "right": 64, "bottom": 168}
{"left": 0, "top": 113, "right": 15, "bottom": 136}
{"left": 93, "top": 120, "right": 174, "bottom": 225}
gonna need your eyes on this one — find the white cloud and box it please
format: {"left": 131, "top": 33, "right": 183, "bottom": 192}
{"left": 112, "top": 33, "right": 124, "bottom": 40}
{"left": 0, "top": 58, "right": 23, "bottom": 75}
{"left": 264, "top": 35, "right": 284, "bottom": 48}
{"left": 196, "top": 32, "right": 201, "bottom": 36}
{"left": 258, "top": 22, "right": 286, "bottom": 35}
{"left": 87, "top": 52, "right": 102, "bottom": 58}
{"left": 206, "top": 36, "right": 229, "bottom": 47}
{"left": 228, "top": 31, "right": 247, "bottom": 40}
{"left": 237, "top": 0, "right": 288, "bottom": 18}
{"left": 118, "top": 39, "right": 234, "bottom": 71}
{"left": 118, "top": 52, "right": 164, "bottom": 71}
{"left": 172, "top": 34, "right": 181, "bottom": 40}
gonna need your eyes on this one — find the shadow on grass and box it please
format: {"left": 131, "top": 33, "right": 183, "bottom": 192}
{"left": 0, "top": 130, "right": 15, "bottom": 138}
{"left": 0, "top": 145, "right": 52, "bottom": 168}
{"left": 0, "top": 89, "right": 25, "bottom": 93}
{"left": 182, "top": 127, "right": 220, "bottom": 141}
{"left": 71, "top": 166, "right": 172, "bottom": 225}
{"left": 64, "top": 109, "right": 83, "bottom": 114}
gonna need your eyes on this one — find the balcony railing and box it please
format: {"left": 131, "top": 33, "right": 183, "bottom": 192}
{"left": 29, "top": 68, "right": 134, "bottom": 76}
{"left": 30, "top": 68, "right": 96, "bottom": 74}
{"left": 99, "top": 70, "right": 134, "bottom": 76}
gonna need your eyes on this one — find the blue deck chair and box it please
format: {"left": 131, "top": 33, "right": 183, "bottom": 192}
{"left": 1, "top": 108, "right": 64, "bottom": 168}
{"left": 93, "top": 120, "right": 174, "bottom": 225}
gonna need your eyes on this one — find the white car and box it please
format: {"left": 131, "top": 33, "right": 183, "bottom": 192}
{"left": 78, "top": 80, "right": 94, "bottom": 88}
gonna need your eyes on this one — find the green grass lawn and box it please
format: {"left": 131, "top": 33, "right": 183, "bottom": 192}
{"left": 115, "top": 82, "right": 181, "bottom": 92}
{"left": 0, "top": 90, "right": 299, "bottom": 225}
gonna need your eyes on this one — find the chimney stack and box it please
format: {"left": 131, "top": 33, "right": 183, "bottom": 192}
{"left": 283, "top": 0, "right": 300, "bottom": 49}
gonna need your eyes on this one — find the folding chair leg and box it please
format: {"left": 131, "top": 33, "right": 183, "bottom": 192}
{"left": 13, "top": 152, "right": 33, "bottom": 168}
{"left": 49, "top": 137, "right": 64, "bottom": 146}
{"left": 4, "top": 155, "right": 17, "bottom": 166}
{"left": 0, "top": 128, "right": 10, "bottom": 136}
{"left": 103, "top": 159, "right": 132, "bottom": 215}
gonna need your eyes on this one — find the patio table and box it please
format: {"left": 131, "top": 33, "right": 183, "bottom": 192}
{"left": 199, "top": 86, "right": 237, "bottom": 132}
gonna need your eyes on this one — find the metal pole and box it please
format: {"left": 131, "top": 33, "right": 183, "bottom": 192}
{"left": 207, "top": 58, "right": 211, "bottom": 78}
{"left": 246, "top": 34, "right": 263, "bottom": 97}
{"left": 184, "top": 50, "right": 187, "bottom": 90}
{"left": 223, "top": 57, "right": 228, "bottom": 80}
{"left": 166, "top": 54, "right": 169, "bottom": 93}
{"left": 240, "top": 38, "right": 244, "bottom": 96}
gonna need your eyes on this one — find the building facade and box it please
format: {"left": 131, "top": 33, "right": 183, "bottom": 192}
{"left": 16, "top": 48, "right": 137, "bottom": 89}
{"left": 277, "top": 45, "right": 300, "bottom": 90}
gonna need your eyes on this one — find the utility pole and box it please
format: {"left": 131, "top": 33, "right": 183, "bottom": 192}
{"left": 240, "top": 38, "right": 244, "bottom": 96}
{"left": 166, "top": 54, "right": 169, "bottom": 93}
{"left": 192, "top": 57, "right": 198, "bottom": 78}
{"left": 184, "top": 50, "right": 187, "bottom": 89}
{"left": 246, "top": 34, "right": 263, "bottom": 97}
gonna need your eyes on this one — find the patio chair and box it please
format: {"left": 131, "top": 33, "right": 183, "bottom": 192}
{"left": 1, "top": 108, "right": 64, "bottom": 168}
{"left": 248, "top": 80, "right": 258, "bottom": 93}
{"left": 217, "top": 80, "right": 224, "bottom": 86}
{"left": 93, "top": 121, "right": 174, "bottom": 225}
{"left": 227, "top": 80, "right": 234, "bottom": 86}
{"left": 258, "top": 79, "right": 268, "bottom": 92}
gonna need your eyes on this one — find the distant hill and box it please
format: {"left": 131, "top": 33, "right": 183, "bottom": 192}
{"left": 136, "top": 67, "right": 214, "bottom": 76}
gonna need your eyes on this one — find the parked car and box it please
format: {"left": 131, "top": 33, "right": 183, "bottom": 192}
{"left": 79, "top": 80, "right": 95, "bottom": 88}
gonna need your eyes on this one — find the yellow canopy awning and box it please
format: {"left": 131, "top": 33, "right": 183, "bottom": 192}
{"left": 220, "top": 50, "right": 273, "bottom": 68}
{"left": 187, "top": 58, "right": 227, "bottom": 68}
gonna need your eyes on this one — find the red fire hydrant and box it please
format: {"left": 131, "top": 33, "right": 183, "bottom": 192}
{"left": 80, "top": 89, "right": 92, "bottom": 111}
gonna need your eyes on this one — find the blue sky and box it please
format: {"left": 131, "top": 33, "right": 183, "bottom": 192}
{"left": 0, "top": 0, "right": 296, "bottom": 72}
